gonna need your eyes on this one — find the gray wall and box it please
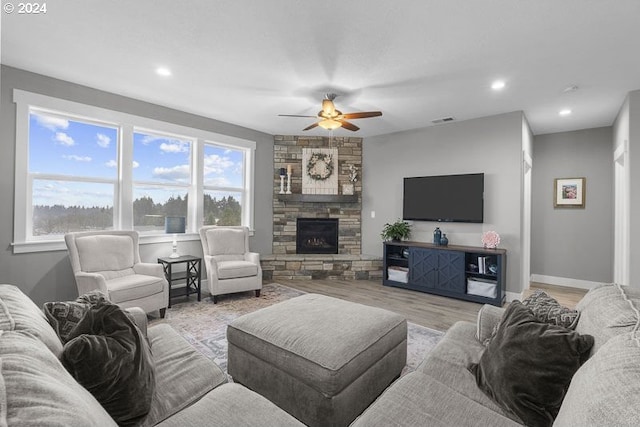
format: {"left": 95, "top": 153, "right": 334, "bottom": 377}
{"left": 0, "top": 65, "right": 274, "bottom": 305}
{"left": 531, "top": 127, "right": 613, "bottom": 283}
{"left": 362, "top": 111, "right": 525, "bottom": 295}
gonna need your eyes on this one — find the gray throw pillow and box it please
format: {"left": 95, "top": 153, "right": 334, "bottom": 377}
{"left": 43, "top": 300, "right": 90, "bottom": 343}
{"left": 43, "top": 290, "right": 111, "bottom": 343}
{"left": 522, "top": 290, "right": 580, "bottom": 329}
{"left": 61, "top": 302, "right": 156, "bottom": 427}
{"left": 469, "top": 301, "right": 594, "bottom": 427}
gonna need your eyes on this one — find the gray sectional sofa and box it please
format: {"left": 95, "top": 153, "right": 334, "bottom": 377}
{"left": 3, "top": 282, "right": 639, "bottom": 426}
{"left": 352, "top": 283, "right": 640, "bottom": 426}
{"left": 0, "top": 284, "right": 303, "bottom": 427}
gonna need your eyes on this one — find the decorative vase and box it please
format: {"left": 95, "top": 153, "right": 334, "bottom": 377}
{"left": 440, "top": 233, "right": 449, "bottom": 246}
{"left": 433, "top": 227, "right": 442, "bottom": 245}
{"left": 401, "top": 248, "right": 410, "bottom": 258}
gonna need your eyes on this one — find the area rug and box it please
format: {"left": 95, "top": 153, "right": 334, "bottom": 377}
{"left": 151, "top": 283, "right": 444, "bottom": 375}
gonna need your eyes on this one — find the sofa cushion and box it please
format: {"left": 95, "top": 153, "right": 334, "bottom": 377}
{"left": 61, "top": 303, "right": 155, "bottom": 427}
{"left": 156, "top": 383, "right": 305, "bottom": 427}
{"left": 0, "top": 329, "right": 116, "bottom": 427}
{"left": 575, "top": 283, "right": 640, "bottom": 355}
{"left": 76, "top": 235, "right": 135, "bottom": 272}
{"left": 522, "top": 290, "right": 579, "bottom": 329}
{"left": 0, "top": 284, "right": 63, "bottom": 357}
{"left": 417, "top": 321, "right": 520, "bottom": 423}
{"left": 351, "top": 371, "right": 521, "bottom": 427}
{"left": 141, "top": 323, "right": 228, "bottom": 426}
{"left": 475, "top": 304, "right": 506, "bottom": 344}
{"left": 554, "top": 332, "right": 640, "bottom": 427}
{"left": 469, "top": 301, "right": 594, "bottom": 427}
{"left": 217, "top": 260, "right": 259, "bottom": 279}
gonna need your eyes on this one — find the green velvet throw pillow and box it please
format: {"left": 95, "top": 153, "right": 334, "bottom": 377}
{"left": 61, "top": 302, "right": 156, "bottom": 426}
{"left": 469, "top": 301, "right": 594, "bottom": 427}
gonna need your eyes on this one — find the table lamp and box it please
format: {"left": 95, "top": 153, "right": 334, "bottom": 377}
{"left": 165, "top": 216, "right": 186, "bottom": 258}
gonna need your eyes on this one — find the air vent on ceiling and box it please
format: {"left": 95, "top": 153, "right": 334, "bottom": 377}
{"left": 431, "top": 116, "right": 456, "bottom": 124}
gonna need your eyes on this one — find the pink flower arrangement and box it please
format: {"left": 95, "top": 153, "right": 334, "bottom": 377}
{"left": 481, "top": 231, "right": 500, "bottom": 249}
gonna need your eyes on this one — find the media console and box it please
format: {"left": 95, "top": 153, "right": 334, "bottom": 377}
{"left": 383, "top": 240, "right": 506, "bottom": 306}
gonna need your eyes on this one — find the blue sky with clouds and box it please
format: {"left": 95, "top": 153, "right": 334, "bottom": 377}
{"left": 29, "top": 112, "right": 244, "bottom": 207}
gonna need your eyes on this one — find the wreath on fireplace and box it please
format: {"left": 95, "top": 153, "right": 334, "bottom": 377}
{"left": 306, "top": 152, "right": 334, "bottom": 181}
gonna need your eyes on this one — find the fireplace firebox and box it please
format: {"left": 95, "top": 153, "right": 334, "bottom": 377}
{"left": 296, "top": 218, "right": 339, "bottom": 254}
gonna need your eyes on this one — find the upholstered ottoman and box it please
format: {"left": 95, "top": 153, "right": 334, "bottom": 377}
{"left": 227, "top": 293, "right": 407, "bottom": 427}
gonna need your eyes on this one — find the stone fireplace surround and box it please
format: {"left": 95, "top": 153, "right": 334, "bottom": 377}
{"left": 261, "top": 135, "right": 382, "bottom": 281}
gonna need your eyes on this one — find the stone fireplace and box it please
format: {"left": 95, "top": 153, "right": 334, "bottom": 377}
{"left": 296, "top": 218, "right": 339, "bottom": 254}
{"left": 261, "top": 135, "right": 382, "bottom": 281}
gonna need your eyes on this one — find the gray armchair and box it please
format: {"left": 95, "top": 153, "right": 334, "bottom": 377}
{"left": 64, "top": 230, "right": 169, "bottom": 317}
{"left": 199, "top": 226, "right": 262, "bottom": 303}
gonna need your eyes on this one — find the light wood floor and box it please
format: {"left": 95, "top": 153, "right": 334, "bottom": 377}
{"left": 272, "top": 279, "right": 586, "bottom": 332}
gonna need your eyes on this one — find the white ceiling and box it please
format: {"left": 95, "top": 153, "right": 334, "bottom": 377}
{"left": 2, "top": 0, "right": 640, "bottom": 138}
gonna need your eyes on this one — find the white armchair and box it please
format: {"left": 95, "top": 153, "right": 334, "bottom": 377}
{"left": 199, "top": 226, "right": 262, "bottom": 304}
{"left": 64, "top": 230, "right": 169, "bottom": 317}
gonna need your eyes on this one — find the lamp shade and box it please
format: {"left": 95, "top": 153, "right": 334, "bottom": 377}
{"left": 165, "top": 216, "right": 186, "bottom": 234}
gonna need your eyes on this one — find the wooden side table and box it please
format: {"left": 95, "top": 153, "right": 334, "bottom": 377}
{"left": 157, "top": 255, "right": 202, "bottom": 308}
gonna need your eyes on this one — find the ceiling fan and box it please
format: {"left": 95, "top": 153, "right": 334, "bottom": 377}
{"left": 279, "top": 93, "right": 382, "bottom": 132}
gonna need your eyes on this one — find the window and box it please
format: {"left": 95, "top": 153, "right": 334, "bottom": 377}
{"left": 28, "top": 111, "right": 118, "bottom": 238}
{"left": 133, "top": 131, "right": 192, "bottom": 233}
{"left": 203, "top": 143, "right": 245, "bottom": 226}
{"left": 13, "top": 90, "right": 256, "bottom": 253}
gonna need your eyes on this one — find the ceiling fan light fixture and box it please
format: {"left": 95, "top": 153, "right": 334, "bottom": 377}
{"left": 318, "top": 119, "right": 342, "bottom": 130}
{"left": 322, "top": 99, "right": 335, "bottom": 115}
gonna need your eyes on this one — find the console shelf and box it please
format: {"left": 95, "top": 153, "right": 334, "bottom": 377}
{"left": 383, "top": 241, "right": 506, "bottom": 306}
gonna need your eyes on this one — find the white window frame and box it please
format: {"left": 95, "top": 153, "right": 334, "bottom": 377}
{"left": 13, "top": 89, "right": 256, "bottom": 253}
{"left": 131, "top": 127, "right": 195, "bottom": 233}
{"left": 25, "top": 108, "right": 121, "bottom": 242}
{"left": 202, "top": 141, "right": 251, "bottom": 227}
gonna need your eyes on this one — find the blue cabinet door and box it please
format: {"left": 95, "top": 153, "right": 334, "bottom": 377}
{"left": 436, "top": 251, "right": 466, "bottom": 293}
{"left": 409, "top": 248, "right": 437, "bottom": 289}
{"left": 409, "top": 248, "right": 465, "bottom": 293}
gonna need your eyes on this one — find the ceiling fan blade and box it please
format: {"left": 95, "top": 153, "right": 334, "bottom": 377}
{"left": 341, "top": 111, "right": 383, "bottom": 120}
{"left": 339, "top": 120, "right": 360, "bottom": 131}
{"left": 303, "top": 122, "right": 319, "bottom": 131}
{"left": 279, "top": 114, "right": 317, "bottom": 118}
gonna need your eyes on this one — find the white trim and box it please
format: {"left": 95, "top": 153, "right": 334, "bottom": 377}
{"left": 11, "top": 233, "right": 203, "bottom": 254}
{"left": 613, "top": 138, "right": 628, "bottom": 161}
{"left": 530, "top": 274, "right": 607, "bottom": 290}
{"left": 13, "top": 89, "right": 257, "bottom": 252}
{"left": 14, "top": 89, "right": 257, "bottom": 150}
{"left": 505, "top": 291, "right": 522, "bottom": 303}
{"left": 523, "top": 151, "right": 533, "bottom": 169}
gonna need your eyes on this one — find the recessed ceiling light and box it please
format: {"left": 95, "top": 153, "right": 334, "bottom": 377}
{"left": 559, "top": 109, "right": 572, "bottom": 116}
{"left": 491, "top": 80, "right": 506, "bottom": 90}
{"left": 156, "top": 67, "right": 172, "bottom": 77}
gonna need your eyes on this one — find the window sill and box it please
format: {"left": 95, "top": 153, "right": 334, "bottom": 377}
{"left": 13, "top": 233, "right": 202, "bottom": 254}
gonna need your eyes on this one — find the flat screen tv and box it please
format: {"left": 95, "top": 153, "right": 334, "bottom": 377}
{"left": 403, "top": 173, "right": 484, "bottom": 223}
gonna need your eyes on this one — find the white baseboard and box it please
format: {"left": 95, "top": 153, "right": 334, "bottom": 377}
{"left": 530, "top": 274, "right": 607, "bottom": 290}
{"left": 505, "top": 291, "right": 523, "bottom": 303}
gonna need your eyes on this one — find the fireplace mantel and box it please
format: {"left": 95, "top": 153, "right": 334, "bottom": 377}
{"left": 277, "top": 194, "right": 358, "bottom": 203}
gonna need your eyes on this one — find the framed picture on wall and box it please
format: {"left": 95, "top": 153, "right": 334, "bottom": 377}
{"left": 554, "top": 177, "right": 586, "bottom": 208}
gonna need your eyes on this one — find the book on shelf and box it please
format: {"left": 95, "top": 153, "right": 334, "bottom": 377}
{"left": 476, "top": 256, "right": 497, "bottom": 275}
